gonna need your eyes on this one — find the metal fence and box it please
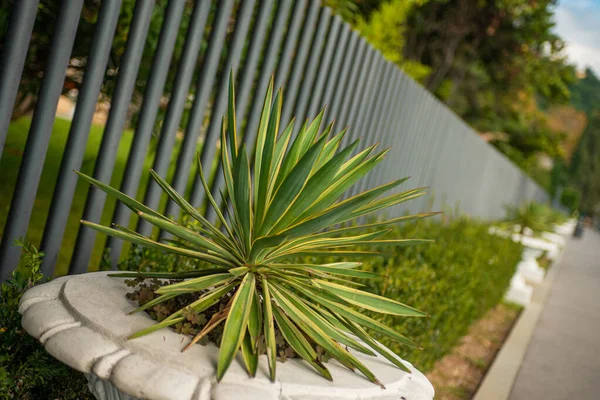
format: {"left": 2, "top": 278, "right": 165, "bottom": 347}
{"left": 0, "top": 0, "right": 548, "bottom": 280}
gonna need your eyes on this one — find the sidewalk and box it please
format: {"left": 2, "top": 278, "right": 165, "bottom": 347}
{"left": 509, "top": 229, "right": 600, "bottom": 399}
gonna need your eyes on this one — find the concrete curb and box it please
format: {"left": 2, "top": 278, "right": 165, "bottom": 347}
{"left": 473, "top": 240, "right": 569, "bottom": 400}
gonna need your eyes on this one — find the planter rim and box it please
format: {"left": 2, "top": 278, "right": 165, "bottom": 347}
{"left": 19, "top": 271, "right": 434, "bottom": 400}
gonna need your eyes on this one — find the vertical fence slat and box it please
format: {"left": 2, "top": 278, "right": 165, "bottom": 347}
{"left": 305, "top": 14, "right": 342, "bottom": 120}
{"left": 391, "top": 76, "right": 419, "bottom": 216}
{"left": 69, "top": 0, "right": 156, "bottom": 274}
{"left": 371, "top": 62, "right": 394, "bottom": 137}
{"left": 279, "top": 1, "right": 320, "bottom": 127}
{"left": 376, "top": 72, "right": 407, "bottom": 195}
{"left": 39, "top": 0, "right": 123, "bottom": 275}
{"left": 336, "top": 38, "right": 368, "bottom": 129}
{"left": 137, "top": 0, "right": 212, "bottom": 237}
{"left": 428, "top": 105, "right": 450, "bottom": 212}
{"left": 407, "top": 83, "right": 432, "bottom": 214}
{"left": 351, "top": 55, "right": 390, "bottom": 198}
{"left": 235, "top": 0, "right": 277, "bottom": 127}
{"left": 160, "top": 0, "right": 235, "bottom": 226}
{"left": 355, "top": 60, "right": 393, "bottom": 196}
{"left": 413, "top": 96, "right": 439, "bottom": 212}
{"left": 318, "top": 23, "right": 351, "bottom": 122}
{"left": 106, "top": 0, "right": 186, "bottom": 265}
{"left": 403, "top": 80, "right": 424, "bottom": 185}
{"left": 190, "top": 0, "right": 257, "bottom": 209}
{"left": 291, "top": 7, "right": 332, "bottom": 125}
{"left": 340, "top": 44, "right": 374, "bottom": 145}
{"left": 0, "top": 0, "right": 40, "bottom": 161}
{"left": 374, "top": 67, "right": 402, "bottom": 191}
{"left": 325, "top": 31, "right": 358, "bottom": 123}
{"left": 427, "top": 109, "right": 453, "bottom": 212}
{"left": 274, "top": 0, "right": 309, "bottom": 90}
{"left": 354, "top": 53, "right": 384, "bottom": 141}
{"left": 0, "top": 0, "right": 84, "bottom": 280}
{"left": 242, "top": 0, "right": 294, "bottom": 149}
{"left": 204, "top": 0, "right": 280, "bottom": 217}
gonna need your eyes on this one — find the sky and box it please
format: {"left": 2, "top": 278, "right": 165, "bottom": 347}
{"left": 554, "top": 0, "right": 600, "bottom": 76}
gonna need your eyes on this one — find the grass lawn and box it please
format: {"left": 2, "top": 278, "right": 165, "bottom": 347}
{"left": 0, "top": 116, "right": 200, "bottom": 276}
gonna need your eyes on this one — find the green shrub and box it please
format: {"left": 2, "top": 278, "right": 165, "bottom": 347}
{"left": 0, "top": 241, "right": 91, "bottom": 400}
{"left": 560, "top": 187, "right": 581, "bottom": 214}
{"left": 360, "top": 217, "right": 522, "bottom": 371}
{"left": 503, "top": 201, "right": 567, "bottom": 235}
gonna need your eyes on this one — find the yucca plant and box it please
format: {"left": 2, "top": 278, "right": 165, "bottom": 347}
{"left": 76, "top": 71, "right": 433, "bottom": 386}
{"left": 504, "top": 202, "right": 559, "bottom": 235}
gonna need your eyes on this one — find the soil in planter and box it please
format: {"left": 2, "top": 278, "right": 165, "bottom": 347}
{"left": 125, "top": 277, "right": 332, "bottom": 363}
{"left": 425, "top": 302, "right": 521, "bottom": 400}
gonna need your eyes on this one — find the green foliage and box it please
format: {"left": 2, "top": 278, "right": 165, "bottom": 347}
{"left": 360, "top": 218, "right": 522, "bottom": 371}
{"left": 79, "top": 71, "right": 432, "bottom": 385}
{"left": 329, "top": 0, "right": 575, "bottom": 189}
{"left": 322, "top": 0, "right": 360, "bottom": 22}
{"left": 570, "top": 68, "right": 600, "bottom": 117}
{"left": 0, "top": 241, "right": 90, "bottom": 400}
{"left": 355, "top": 0, "right": 431, "bottom": 83}
{"left": 401, "top": 0, "right": 575, "bottom": 182}
{"left": 570, "top": 111, "right": 600, "bottom": 214}
{"left": 550, "top": 158, "right": 568, "bottom": 199}
{"left": 560, "top": 187, "right": 581, "bottom": 214}
{"left": 405, "top": 0, "right": 575, "bottom": 106}
{"left": 324, "top": 0, "right": 387, "bottom": 24}
{"left": 503, "top": 202, "right": 566, "bottom": 234}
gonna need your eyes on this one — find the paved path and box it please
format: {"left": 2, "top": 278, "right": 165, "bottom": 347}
{"left": 509, "top": 229, "right": 600, "bottom": 399}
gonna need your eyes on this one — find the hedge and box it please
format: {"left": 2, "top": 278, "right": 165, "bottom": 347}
{"left": 360, "top": 217, "right": 523, "bottom": 371}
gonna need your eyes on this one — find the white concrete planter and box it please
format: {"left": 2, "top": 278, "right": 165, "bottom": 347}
{"left": 504, "top": 272, "right": 533, "bottom": 306}
{"left": 542, "top": 231, "right": 566, "bottom": 247}
{"left": 19, "top": 272, "right": 434, "bottom": 400}
{"left": 516, "top": 248, "right": 545, "bottom": 284}
{"left": 554, "top": 220, "right": 576, "bottom": 236}
{"left": 503, "top": 221, "right": 574, "bottom": 306}
{"left": 512, "top": 235, "right": 560, "bottom": 259}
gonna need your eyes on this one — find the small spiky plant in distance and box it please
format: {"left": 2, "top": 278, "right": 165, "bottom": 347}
{"left": 504, "top": 202, "right": 558, "bottom": 235}
{"left": 77, "top": 70, "right": 434, "bottom": 386}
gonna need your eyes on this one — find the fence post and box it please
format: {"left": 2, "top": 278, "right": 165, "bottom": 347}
{"left": 0, "top": 0, "right": 40, "bottom": 162}
{"left": 0, "top": 0, "right": 84, "bottom": 281}
{"left": 68, "top": 0, "right": 156, "bottom": 274}
{"left": 39, "top": 0, "right": 123, "bottom": 276}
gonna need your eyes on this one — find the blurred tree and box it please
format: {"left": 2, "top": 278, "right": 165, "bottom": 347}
{"left": 327, "top": 0, "right": 577, "bottom": 189}
{"left": 399, "top": 0, "right": 576, "bottom": 188}
{"left": 569, "top": 68, "right": 600, "bottom": 117}
{"left": 560, "top": 186, "right": 581, "bottom": 214}
{"left": 355, "top": 0, "right": 431, "bottom": 82}
{"left": 570, "top": 111, "right": 600, "bottom": 214}
{"left": 545, "top": 105, "right": 587, "bottom": 163}
{"left": 404, "top": 0, "right": 574, "bottom": 105}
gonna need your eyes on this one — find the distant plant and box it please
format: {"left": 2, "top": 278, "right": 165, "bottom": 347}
{"left": 503, "top": 202, "right": 566, "bottom": 235}
{"left": 78, "top": 71, "right": 433, "bottom": 385}
{"left": 0, "top": 241, "right": 90, "bottom": 399}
